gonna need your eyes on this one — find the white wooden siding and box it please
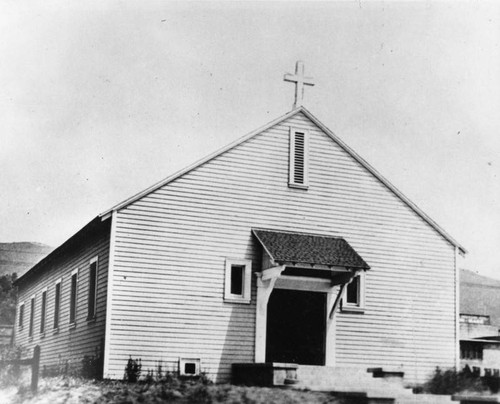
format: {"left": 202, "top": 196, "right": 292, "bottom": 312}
{"left": 15, "top": 223, "right": 110, "bottom": 374}
{"left": 105, "top": 112, "right": 456, "bottom": 384}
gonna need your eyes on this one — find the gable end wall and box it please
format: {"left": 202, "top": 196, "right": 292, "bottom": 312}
{"left": 105, "top": 112, "right": 457, "bottom": 384}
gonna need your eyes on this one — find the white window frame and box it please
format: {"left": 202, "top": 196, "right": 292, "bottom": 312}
{"left": 289, "top": 127, "right": 310, "bottom": 189}
{"left": 342, "top": 271, "right": 366, "bottom": 313}
{"left": 224, "top": 258, "right": 252, "bottom": 304}
{"left": 179, "top": 358, "right": 201, "bottom": 377}
{"left": 69, "top": 268, "right": 79, "bottom": 326}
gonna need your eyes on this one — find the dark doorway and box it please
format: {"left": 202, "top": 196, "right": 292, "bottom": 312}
{"left": 266, "top": 289, "right": 326, "bottom": 365}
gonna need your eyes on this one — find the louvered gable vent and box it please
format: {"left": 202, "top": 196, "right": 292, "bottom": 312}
{"left": 289, "top": 128, "right": 309, "bottom": 188}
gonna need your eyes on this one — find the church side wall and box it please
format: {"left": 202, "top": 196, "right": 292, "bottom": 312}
{"left": 105, "top": 112, "right": 456, "bottom": 384}
{"left": 14, "top": 221, "right": 110, "bottom": 376}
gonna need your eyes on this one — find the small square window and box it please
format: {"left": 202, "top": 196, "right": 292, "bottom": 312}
{"left": 185, "top": 363, "right": 196, "bottom": 375}
{"left": 224, "top": 259, "right": 252, "bottom": 303}
{"left": 342, "top": 272, "right": 365, "bottom": 313}
{"left": 179, "top": 358, "right": 201, "bottom": 376}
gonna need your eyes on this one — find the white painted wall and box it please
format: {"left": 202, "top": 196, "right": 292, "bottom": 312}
{"left": 104, "top": 111, "right": 456, "bottom": 384}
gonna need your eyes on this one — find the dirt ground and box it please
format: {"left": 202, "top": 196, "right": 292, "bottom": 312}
{"left": 0, "top": 377, "right": 344, "bottom": 404}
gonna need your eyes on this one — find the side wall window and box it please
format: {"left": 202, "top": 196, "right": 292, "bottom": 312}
{"left": 69, "top": 270, "right": 78, "bottom": 325}
{"left": 40, "top": 289, "right": 47, "bottom": 334}
{"left": 54, "top": 279, "right": 61, "bottom": 329}
{"left": 88, "top": 257, "right": 98, "bottom": 319}
{"left": 18, "top": 302, "right": 24, "bottom": 330}
{"left": 29, "top": 296, "right": 35, "bottom": 337}
{"left": 224, "top": 258, "right": 252, "bottom": 304}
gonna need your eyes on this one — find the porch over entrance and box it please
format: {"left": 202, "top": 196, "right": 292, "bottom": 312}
{"left": 252, "top": 229, "right": 370, "bottom": 366}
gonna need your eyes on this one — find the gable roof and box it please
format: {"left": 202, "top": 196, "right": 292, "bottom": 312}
{"left": 100, "top": 106, "right": 466, "bottom": 254}
{"left": 15, "top": 216, "right": 109, "bottom": 285}
{"left": 253, "top": 229, "right": 370, "bottom": 270}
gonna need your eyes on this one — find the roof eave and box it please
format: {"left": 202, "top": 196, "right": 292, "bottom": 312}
{"left": 299, "top": 106, "right": 467, "bottom": 254}
{"left": 99, "top": 107, "right": 304, "bottom": 218}
{"left": 14, "top": 215, "right": 111, "bottom": 286}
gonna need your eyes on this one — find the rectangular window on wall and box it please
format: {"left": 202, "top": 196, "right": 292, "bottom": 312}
{"left": 40, "top": 290, "right": 47, "bottom": 334}
{"left": 18, "top": 303, "right": 24, "bottom": 329}
{"left": 69, "top": 270, "right": 78, "bottom": 325}
{"left": 342, "top": 272, "right": 366, "bottom": 313}
{"left": 29, "top": 296, "right": 35, "bottom": 337}
{"left": 346, "top": 276, "right": 359, "bottom": 304}
{"left": 88, "top": 257, "right": 98, "bottom": 319}
{"left": 54, "top": 280, "right": 61, "bottom": 329}
{"left": 224, "top": 258, "right": 252, "bottom": 303}
{"left": 230, "top": 265, "right": 244, "bottom": 295}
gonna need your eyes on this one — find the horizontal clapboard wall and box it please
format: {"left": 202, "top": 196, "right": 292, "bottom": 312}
{"left": 106, "top": 112, "right": 456, "bottom": 384}
{"left": 15, "top": 221, "right": 110, "bottom": 374}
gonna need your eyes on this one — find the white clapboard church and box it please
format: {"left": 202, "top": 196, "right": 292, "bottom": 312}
{"left": 14, "top": 62, "right": 465, "bottom": 385}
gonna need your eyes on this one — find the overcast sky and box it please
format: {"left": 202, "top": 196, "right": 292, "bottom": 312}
{"left": 1, "top": 1, "right": 499, "bottom": 278}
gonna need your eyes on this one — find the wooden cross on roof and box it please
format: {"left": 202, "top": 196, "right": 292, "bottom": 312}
{"left": 284, "top": 61, "right": 315, "bottom": 108}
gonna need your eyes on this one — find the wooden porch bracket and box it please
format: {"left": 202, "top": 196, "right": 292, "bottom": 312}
{"left": 254, "top": 265, "right": 285, "bottom": 362}
{"left": 256, "top": 265, "right": 286, "bottom": 312}
{"left": 328, "top": 272, "right": 357, "bottom": 320}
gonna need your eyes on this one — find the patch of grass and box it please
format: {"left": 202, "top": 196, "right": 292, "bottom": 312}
{"left": 93, "top": 380, "right": 345, "bottom": 404}
{"left": 0, "top": 376, "right": 345, "bottom": 404}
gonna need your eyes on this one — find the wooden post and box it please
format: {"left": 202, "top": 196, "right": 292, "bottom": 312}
{"left": 31, "top": 345, "right": 40, "bottom": 394}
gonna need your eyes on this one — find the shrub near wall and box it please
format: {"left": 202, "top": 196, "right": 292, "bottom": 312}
{"left": 423, "top": 367, "right": 492, "bottom": 395}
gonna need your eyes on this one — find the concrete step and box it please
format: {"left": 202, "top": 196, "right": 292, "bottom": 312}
{"left": 451, "top": 395, "right": 500, "bottom": 403}
{"left": 396, "top": 394, "right": 454, "bottom": 404}
{"left": 296, "top": 365, "right": 407, "bottom": 393}
{"left": 294, "top": 365, "right": 456, "bottom": 404}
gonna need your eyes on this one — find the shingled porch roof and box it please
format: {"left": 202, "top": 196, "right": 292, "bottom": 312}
{"left": 252, "top": 229, "right": 370, "bottom": 270}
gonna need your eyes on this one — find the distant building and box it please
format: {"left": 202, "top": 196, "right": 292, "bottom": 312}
{"left": 460, "top": 270, "right": 500, "bottom": 375}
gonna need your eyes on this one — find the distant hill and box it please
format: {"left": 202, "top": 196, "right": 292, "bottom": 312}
{"left": 460, "top": 268, "right": 500, "bottom": 326}
{"left": 0, "top": 242, "right": 53, "bottom": 277}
